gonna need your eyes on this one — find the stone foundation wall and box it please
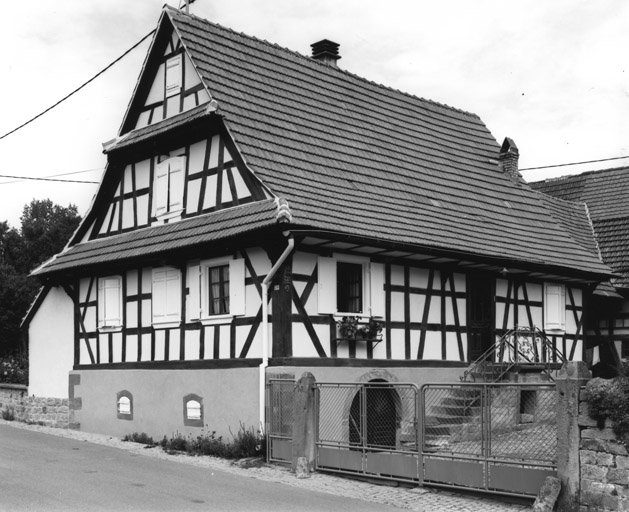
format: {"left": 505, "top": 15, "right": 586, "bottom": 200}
{"left": 578, "top": 389, "right": 629, "bottom": 511}
{"left": 0, "top": 384, "right": 70, "bottom": 428}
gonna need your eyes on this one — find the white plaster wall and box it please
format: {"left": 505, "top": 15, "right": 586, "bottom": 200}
{"left": 28, "top": 287, "right": 74, "bottom": 398}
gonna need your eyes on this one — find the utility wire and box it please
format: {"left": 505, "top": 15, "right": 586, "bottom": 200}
{"left": 0, "top": 168, "right": 104, "bottom": 185}
{"left": 0, "top": 174, "right": 99, "bottom": 184}
{"left": 0, "top": 30, "right": 155, "bottom": 142}
{"left": 520, "top": 155, "right": 629, "bottom": 171}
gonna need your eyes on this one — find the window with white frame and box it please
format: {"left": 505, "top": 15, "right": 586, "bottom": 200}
{"left": 165, "top": 54, "right": 182, "bottom": 97}
{"left": 544, "top": 283, "right": 566, "bottom": 332}
{"left": 317, "top": 255, "right": 385, "bottom": 317}
{"left": 152, "top": 267, "right": 182, "bottom": 327}
{"left": 183, "top": 394, "right": 203, "bottom": 427}
{"left": 117, "top": 390, "right": 133, "bottom": 420}
{"left": 98, "top": 276, "right": 123, "bottom": 330}
{"left": 187, "top": 258, "right": 246, "bottom": 324}
{"left": 153, "top": 156, "right": 186, "bottom": 219}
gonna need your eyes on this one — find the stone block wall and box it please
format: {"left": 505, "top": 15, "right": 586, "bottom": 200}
{"left": 578, "top": 390, "right": 629, "bottom": 511}
{"left": 0, "top": 384, "right": 70, "bottom": 428}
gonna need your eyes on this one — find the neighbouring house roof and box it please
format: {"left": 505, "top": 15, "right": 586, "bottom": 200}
{"left": 531, "top": 166, "right": 629, "bottom": 289}
{"left": 33, "top": 6, "right": 612, "bottom": 280}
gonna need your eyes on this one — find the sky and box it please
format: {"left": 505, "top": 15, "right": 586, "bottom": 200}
{"left": 0, "top": 0, "right": 627, "bottom": 229}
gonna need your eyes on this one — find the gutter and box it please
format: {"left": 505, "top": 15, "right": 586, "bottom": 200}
{"left": 259, "top": 232, "right": 294, "bottom": 432}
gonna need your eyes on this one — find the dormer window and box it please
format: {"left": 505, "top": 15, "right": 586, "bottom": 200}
{"left": 154, "top": 156, "right": 185, "bottom": 220}
{"left": 165, "top": 55, "right": 182, "bottom": 97}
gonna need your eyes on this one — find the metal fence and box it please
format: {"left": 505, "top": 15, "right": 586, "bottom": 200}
{"left": 316, "top": 382, "right": 420, "bottom": 483}
{"left": 421, "top": 382, "right": 557, "bottom": 496}
{"left": 267, "top": 378, "right": 295, "bottom": 464}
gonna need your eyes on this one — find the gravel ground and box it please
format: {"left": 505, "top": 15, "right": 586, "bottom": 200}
{"left": 1, "top": 419, "right": 531, "bottom": 511}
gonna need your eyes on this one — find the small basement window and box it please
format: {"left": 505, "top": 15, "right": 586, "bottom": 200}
{"left": 183, "top": 394, "right": 203, "bottom": 427}
{"left": 117, "top": 391, "right": 133, "bottom": 420}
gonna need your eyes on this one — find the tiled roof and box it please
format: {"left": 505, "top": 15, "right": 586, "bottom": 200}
{"left": 531, "top": 167, "right": 629, "bottom": 288}
{"left": 33, "top": 200, "right": 278, "bottom": 275}
{"left": 530, "top": 166, "right": 629, "bottom": 221}
{"left": 38, "top": 6, "right": 610, "bottom": 280}
{"left": 163, "top": 7, "right": 608, "bottom": 278}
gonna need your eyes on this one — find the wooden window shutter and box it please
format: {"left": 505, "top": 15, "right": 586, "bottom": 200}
{"left": 164, "top": 269, "right": 181, "bottom": 322}
{"left": 168, "top": 156, "right": 185, "bottom": 211}
{"left": 152, "top": 269, "right": 167, "bottom": 321}
{"left": 369, "top": 262, "right": 385, "bottom": 318}
{"left": 544, "top": 284, "right": 566, "bottom": 331}
{"left": 186, "top": 263, "right": 202, "bottom": 322}
{"left": 154, "top": 160, "right": 169, "bottom": 216}
{"left": 165, "top": 55, "right": 182, "bottom": 97}
{"left": 317, "top": 256, "right": 337, "bottom": 314}
{"left": 98, "top": 276, "right": 122, "bottom": 328}
{"left": 229, "top": 259, "right": 246, "bottom": 316}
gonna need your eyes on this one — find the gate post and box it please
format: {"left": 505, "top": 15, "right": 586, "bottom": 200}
{"left": 291, "top": 372, "right": 317, "bottom": 476}
{"left": 556, "top": 361, "right": 590, "bottom": 510}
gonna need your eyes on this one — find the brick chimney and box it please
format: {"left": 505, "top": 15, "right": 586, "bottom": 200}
{"left": 499, "top": 137, "right": 522, "bottom": 184}
{"left": 310, "top": 39, "right": 341, "bottom": 67}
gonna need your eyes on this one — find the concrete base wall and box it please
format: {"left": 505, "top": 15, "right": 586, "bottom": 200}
{"left": 70, "top": 368, "right": 260, "bottom": 441}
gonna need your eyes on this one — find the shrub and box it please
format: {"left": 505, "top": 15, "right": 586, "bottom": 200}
{"left": 0, "top": 353, "right": 28, "bottom": 385}
{"left": 157, "top": 423, "right": 266, "bottom": 459}
{"left": 2, "top": 406, "right": 15, "bottom": 421}
{"left": 123, "top": 432, "right": 156, "bottom": 445}
{"left": 584, "top": 370, "right": 629, "bottom": 444}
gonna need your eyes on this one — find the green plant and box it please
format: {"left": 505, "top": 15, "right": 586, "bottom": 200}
{"left": 123, "top": 432, "right": 156, "bottom": 445}
{"left": 0, "top": 353, "right": 28, "bottom": 385}
{"left": 583, "top": 374, "right": 629, "bottom": 444}
{"left": 336, "top": 316, "right": 384, "bottom": 340}
{"left": 2, "top": 406, "right": 15, "bottom": 421}
{"left": 157, "top": 423, "right": 266, "bottom": 459}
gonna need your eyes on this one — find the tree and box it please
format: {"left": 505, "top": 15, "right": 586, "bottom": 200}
{"left": 0, "top": 199, "right": 81, "bottom": 355}
{"left": 19, "top": 199, "right": 81, "bottom": 274}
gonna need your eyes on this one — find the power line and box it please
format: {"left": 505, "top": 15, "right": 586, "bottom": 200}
{"left": 0, "top": 174, "right": 99, "bottom": 184}
{"left": 0, "top": 167, "right": 104, "bottom": 185}
{"left": 0, "top": 29, "right": 155, "bottom": 142}
{"left": 520, "top": 155, "right": 629, "bottom": 172}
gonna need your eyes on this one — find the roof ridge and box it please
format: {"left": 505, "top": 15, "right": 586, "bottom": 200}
{"left": 166, "top": 5, "right": 481, "bottom": 120}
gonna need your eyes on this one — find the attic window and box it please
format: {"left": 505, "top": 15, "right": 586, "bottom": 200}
{"left": 165, "top": 55, "right": 182, "bottom": 97}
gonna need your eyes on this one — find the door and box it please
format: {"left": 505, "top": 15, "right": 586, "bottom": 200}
{"left": 468, "top": 274, "right": 493, "bottom": 361}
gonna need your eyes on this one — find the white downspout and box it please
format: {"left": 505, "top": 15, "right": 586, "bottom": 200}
{"left": 260, "top": 233, "right": 294, "bottom": 432}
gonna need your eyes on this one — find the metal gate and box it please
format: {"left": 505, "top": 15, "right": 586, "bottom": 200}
{"left": 421, "top": 382, "right": 557, "bottom": 497}
{"left": 315, "top": 382, "right": 420, "bottom": 483}
{"left": 267, "top": 378, "right": 294, "bottom": 464}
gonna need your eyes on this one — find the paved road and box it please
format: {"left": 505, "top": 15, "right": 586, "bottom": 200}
{"left": 0, "top": 424, "right": 401, "bottom": 512}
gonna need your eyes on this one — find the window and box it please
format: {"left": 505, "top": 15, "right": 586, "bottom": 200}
{"left": 544, "top": 283, "right": 566, "bottom": 332}
{"left": 206, "top": 264, "right": 230, "bottom": 315}
{"left": 165, "top": 55, "right": 182, "bottom": 97}
{"left": 117, "top": 390, "right": 133, "bottom": 420}
{"left": 152, "top": 267, "right": 182, "bottom": 327}
{"left": 183, "top": 394, "right": 203, "bottom": 427}
{"left": 187, "top": 258, "right": 246, "bottom": 324}
{"left": 317, "top": 256, "right": 385, "bottom": 317}
{"left": 337, "top": 261, "right": 363, "bottom": 313}
{"left": 98, "top": 276, "right": 122, "bottom": 330}
{"left": 154, "top": 156, "right": 186, "bottom": 219}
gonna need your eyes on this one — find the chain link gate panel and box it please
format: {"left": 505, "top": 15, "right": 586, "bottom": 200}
{"left": 316, "top": 382, "right": 420, "bottom": 483}
{"left": 421, "top": 383, "right": 557, "bottom": 497}
{"left": 267, "top": 378, "right": 295, "bottom": 464}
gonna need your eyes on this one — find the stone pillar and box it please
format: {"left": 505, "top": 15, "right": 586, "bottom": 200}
{"left": 556, "top": 361, "right": 591, "bottom": 510}
{"left": 291, "top": 372, "right": 317, "bottom": 476}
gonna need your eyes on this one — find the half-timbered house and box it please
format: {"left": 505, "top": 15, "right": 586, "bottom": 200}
{"left": 532, "top": 166, "right": 629, "bottom": 376}
{"left": 26, "top": 6, "right": 612, "bottom": 439}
